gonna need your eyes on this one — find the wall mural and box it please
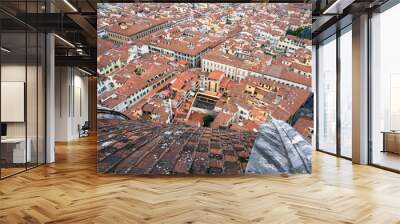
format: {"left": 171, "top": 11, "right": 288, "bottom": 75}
{"left": 97, "top": 3, "right": 313, "bottom": 175}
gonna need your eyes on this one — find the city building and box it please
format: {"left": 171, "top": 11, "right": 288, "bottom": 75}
{"left": 201, "top": 42, "right": 312, "bottom": 89}
{"left": 205, "top": 70, "right": 225, "bottom": 92}
{"left": 106, "top": 17, "right": 171, "bottom": 44}
{"left": 146, "top": 26, "right": 228, "bottom": 67}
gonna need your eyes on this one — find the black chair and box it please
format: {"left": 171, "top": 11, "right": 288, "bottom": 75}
{"left": 79, "top": 121, "right": 90, "bottom": 138}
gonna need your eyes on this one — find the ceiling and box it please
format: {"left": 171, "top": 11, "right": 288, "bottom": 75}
{"left": 311, "top": 0, "right": 391, "bottom": 44}
{"left": 0, "top": 0, "right": 99, "bottom": 73}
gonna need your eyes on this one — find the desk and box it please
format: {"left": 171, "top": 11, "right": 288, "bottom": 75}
{"left": 1, "top": 138, "right": 31, "bottom": 163}
{"left": 382, "top": 131, "right": 400, "bottom": 154}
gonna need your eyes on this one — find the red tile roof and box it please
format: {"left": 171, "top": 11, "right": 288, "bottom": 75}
{"left": 97, "top": 46, "right": 129, "bottom": 68}
{"left": 208, "top": 70, "right": 224, "bottom": 81}
{"left": 243, "top": 120, "right": 260, "bottom": 132}
{"left": 291, "top": 62, "right": 312, "bottom": 74}
{"left": 171, "top": 79, "right": 185, "bottom": 90}
{"left": 211, "top": 112, "right": 232, "bottom": 129}
{"left": 293, "top": 116, "right": 313, "bottom": 143}
{"left": 187, "top": 111, "right": 205, "bottom": 127}
{"left": 97, "top": 39, "right": 114, "bottom": 55}
{"left": 143, "top": 25, "right": 228, "bottom": 56}
{"left": 98, "top": 91, "right": 125, "bottom": 109}
{"left": 97, "top": 118, "right": 257, "bottom": 175}
{"left": 116, "top": 76, "right": 147, "bottom": 96}
{"left": 220, "top": 77, "right": 231, "bottom": 90}
{"left": 177, "top": 60, "right": 189, "bottom": 65}
{"left": 106, "top": 17, "right": 168, "bottom": 37}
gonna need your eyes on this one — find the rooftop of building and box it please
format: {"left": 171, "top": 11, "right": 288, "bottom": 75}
{"left": 97, "top": 44, "right": 130, "bottom": 68}
{"left": 145, "top": 27, "right": 227, "bottom": 56}
{"left": 106, "top": 16, "right": 168, "bottom": 37}
{"left": 203, "top": 47, "right": 311, "bottom": 87}
{"left": 208, "top": 70, "right": 225, "bottom": 81}
{"left": 98, "top": 118, "right": 257, "bottom": 175}
{"left": 293, "top": 116, "right": 313, "bottom": 143}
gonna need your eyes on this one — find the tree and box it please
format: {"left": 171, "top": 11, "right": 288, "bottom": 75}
{"left": 286, "top": 26, "right": 311, "bottom": 40}
{"left": 203, "top": 115, "right": 214, "bottom": 127}
{"left": 299, "top": 26, "right": 311, "bottom": 39}
{"left": 135, "top": 67, "right": 144, "bottom": 76}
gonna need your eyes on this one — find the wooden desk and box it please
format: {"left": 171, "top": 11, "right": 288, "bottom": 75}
{"left": 1, "top": 138, "right": 31, "bottom": 164}
{"left": 382, "top": 131, "right": 400, "bottom": 154}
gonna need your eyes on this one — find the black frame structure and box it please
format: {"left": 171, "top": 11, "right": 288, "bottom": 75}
{"left": 0, "top": 0, "right": 47, "bottom": 180}
{"left": 314, "top": 0, "right": 400, "bottom": 173}
{"left": 315, "top": 23, "right": 352, "bottom": 160}
{"left": 366, "top": 1, "right": 400, "bottom": 173}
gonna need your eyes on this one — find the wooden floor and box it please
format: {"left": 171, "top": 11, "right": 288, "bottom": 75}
{"left": 1, "top": 167, "right": 26, "bottom": 178}
{"left": 1, "top": 136, "right": 400, "bottom": 224}
{"left": 372, "top": 150, "right": 400, "bottom": 171}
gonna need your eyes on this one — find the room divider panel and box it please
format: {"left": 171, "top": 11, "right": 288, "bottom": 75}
{"left": 0, "top": 0, "right": 46, "bottom": 179}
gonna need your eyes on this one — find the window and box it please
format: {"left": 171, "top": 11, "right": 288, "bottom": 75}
{"left": 370, "top": 3, "right": 400, "bottom": 171}
{"left": 317, "top": 35, "right": 337, "bottom": 154}
{"left": 340, "top": 27, "right": 352, "bottom": 158}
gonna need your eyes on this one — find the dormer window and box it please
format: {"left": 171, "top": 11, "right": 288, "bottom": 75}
{"left": 119, "top": 22, "right": 128, "bottom": 30}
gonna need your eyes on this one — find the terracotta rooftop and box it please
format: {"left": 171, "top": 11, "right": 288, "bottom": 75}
{"left": 208, "top": 70, "right": 225, "bottom": 81}
{"left": 106, "top": 17, "right": 168, "bottom": 37}
{"left": 220, "top": 77, "right": 231, "bottom": 89}
{"left": 210, "top": 112, "right": 232, "bottom": 129}
{"left": 293, "top": 116, "right": 313, "bottom": 143}
{"left": 98, "top": 118, "right": 256, "bottom": 175}
{"left": 97, "top": 38, "right": 114, "bottom": 55}
{"left": 201, "top": 30, "right": 312, "bottom": 87}
{"left": 97, "top": 46, "right": 129, "bottom": 68}
{"left": 144, "top": 23, "right": 228, "bottom": 56}
{"left": 291, "top": 62, "right": 312, "bottom": 74}
{"left": 187, "top": 111, "right": 206, "bottom": 127}
{"left": 98, "top": 92, "right": 125, "bottom": 109}
{"left": 170, "top": 79, "right": 185, "bottom": 90}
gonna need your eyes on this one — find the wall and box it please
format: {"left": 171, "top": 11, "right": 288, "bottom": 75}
{"left": 54, "top": 67, "right": 89, "bottom": 141}
{"left": 54, "top": 67, "right": 69, "bottom": 141}
{"left": 1, "top": 64, "right": 44, "bottom": 140}
{"left": 1, "top": 64, "right": 26, "bottom": 138}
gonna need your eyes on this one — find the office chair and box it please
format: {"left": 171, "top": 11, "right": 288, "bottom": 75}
{"left": 79, "top": 121, "right": 90, "bottom": 138}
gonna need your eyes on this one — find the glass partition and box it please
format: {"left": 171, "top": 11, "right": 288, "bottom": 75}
{"left": 0, "top": 1, "right": 46, "bottom": 179}
{"left": 1, "top": 31, "right": 28, "bottom": 177}
{"left": 27, "top": 31, "right": 38, "bottom": 169}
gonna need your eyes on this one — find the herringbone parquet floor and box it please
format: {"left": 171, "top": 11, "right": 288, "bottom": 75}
{"left": 1, "top": 136, "right": 400, "bottom": 224}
